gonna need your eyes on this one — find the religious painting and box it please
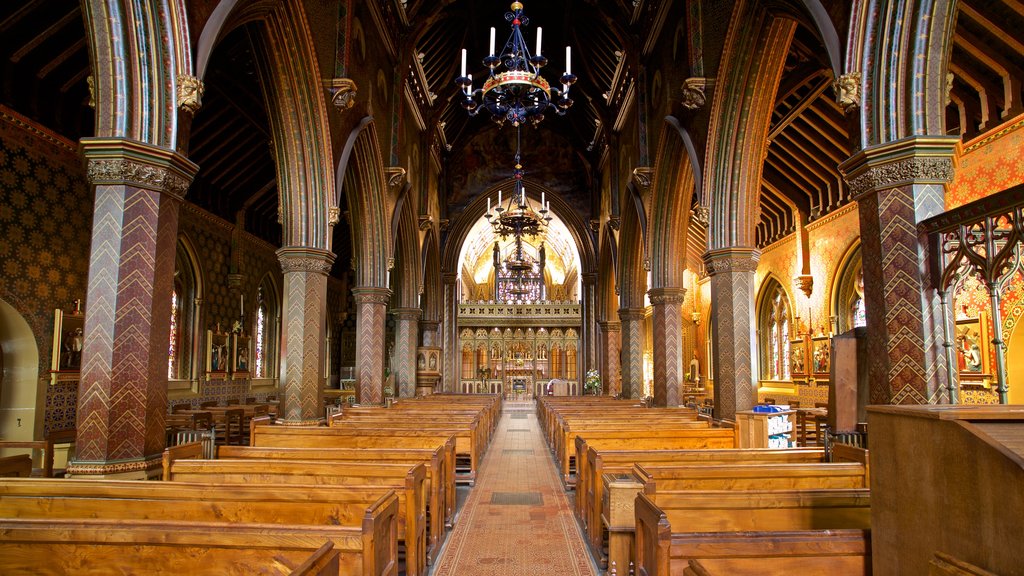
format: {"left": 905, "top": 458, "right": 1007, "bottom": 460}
{"left": 811, "top": 336, "right": 831, "bottom": 376}
{"left": 790, "top": 339, "right": 807, "bottom": 377}
{"left": 956, "top": 315, "right": 992, "bottom": 386}
{"left": 206, "top": 329, "right": 230, "bottom": 378}
{"left": 50, "top": 307, "right": 85, "bottom": 384}
{"left": 232, "top": 334, "right": 251, "bottom": 379}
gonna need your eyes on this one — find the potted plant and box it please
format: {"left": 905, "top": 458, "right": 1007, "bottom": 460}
{"left": 584, "top": 369, "right": 602, "bottom": 396}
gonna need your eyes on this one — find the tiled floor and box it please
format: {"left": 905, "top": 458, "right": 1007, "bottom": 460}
{"left": 432, "top": 401, "right": 599, "bottom": 576}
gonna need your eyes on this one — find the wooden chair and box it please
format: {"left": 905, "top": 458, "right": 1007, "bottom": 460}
{"left": 789, "top": 401, "right": 801, "bottom": 408}
{"left": 244, "top": 396, "right": 256, "bottom": 404}
{"left": 170, "top": 404, "right": 190, "bottom": 413}
{"left": 191, "top": 411, "right": 213, "bottom": 432}
{"left": 216, "top": 409, "right": 244, "bottom": 446}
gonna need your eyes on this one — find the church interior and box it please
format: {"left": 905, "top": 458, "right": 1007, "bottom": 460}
{"left": 0, "top": 0, "right": 1022, "bottom": 574}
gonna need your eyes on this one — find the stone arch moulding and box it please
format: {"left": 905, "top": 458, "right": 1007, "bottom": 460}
{"left": 391, "top": 185, "right": 421, "bottom": 309}
{"left": 649, "top": 116, "right": 701, "bottom": 290}
{"left": 617, "top": 182, "right": 647, "bottom": 310}
{"left": 439, "top": 179, "right": 596, "bottom": 277}
{"left": 337, "top": 116, "right": 390, "bottom": 289}
{"left": 420, "top": 229, "right": 442, "bottom": 323}
{"left": 198, "top": 0, "right": 336, "bottom": 249}
{"left": 599, "top": 222, "right": 619, "bottom": 322}
{"left": 0, "top": 297, "right": 43, "bottom": 451}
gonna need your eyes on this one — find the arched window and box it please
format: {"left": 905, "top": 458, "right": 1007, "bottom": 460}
{"left": 566, "top": 346, "right": 577, "bottom": 380}
{"left": 169, "top": 238, "right": 202, "bottom": 381}
{"left": 253, "top": 276, "right": 281, "bottom": 379}
{"left": 461, "top": 345, "right": 474, "bottom": 379}
{"left": 758, "top": 280, "right": 791, "bottom": 381}
{"left": 834, "top": 246, "right": 867, "bottom": 334}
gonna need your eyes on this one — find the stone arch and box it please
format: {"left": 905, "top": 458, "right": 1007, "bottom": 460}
{"left": 830, "top": 239, "right": 865, "bottom": 334}
{"left": 598, "top": 224, "right": 619, "bottom": 322}
{"left": 390, "top": 185, "right": 421, "bottom": 309}
{"left": 199, "top": 0, "right": 336, "bottom": 249}
{"left": 82, "top": 0, "right": 191, "bottom": 145}
{"left": 421, "top": 230, "right": 442, "bottom": 326}
{"left": 337, "top": 117, "right": 391, "bottom": 289}
{"left": 648, "top": 117, "right": 699, "bottom": 290}
{"left": 0, "top": 297, "right": 42, "bottom": 456}
{"left": 617, "top": 183, "right": 647, "bottom": 309}
{"left": 704, "top": 2, "right": 797, "bottom": 250}
{"left": 755, "top": 274, "right": 797, "bottom": 380}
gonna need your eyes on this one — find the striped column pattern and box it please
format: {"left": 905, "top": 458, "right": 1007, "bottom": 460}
{"left": 353, "top": 286, "right": 392, "bottom": 404}
{"left": 650, "top": 287, "right": 686, "bottom": 407}
{"left": 71, "top": 139, "right": 196, "bottom": 477}
{"left": 618, "top": 308, "right": 646, "bottom": 399}
{"left": 704, "top": 249, "right": 760, "bottom": 420}
{"left": 442, "top": 274, "right": 459, "bottom": 393}
{"left": 393, "top": 307, "right": 421, "bottom": 398}
{"left": 599, "top": 321, "right": 621, "bottom": 396}
{"left": 277, "top": 248, "right": 335, "bottom": 424}
{"left": 841, "top": 137, "right": 957, "bottom": 404}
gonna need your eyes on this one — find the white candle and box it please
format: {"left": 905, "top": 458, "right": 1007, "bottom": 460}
{"left": 498, "top": 189, "right": 502, "bottom": 206}
{"left": 541, "top": 191, "right": 545, "bottom": 207}
{"left": 240, "top": 294, "right": 244, "bottom": 316}
{"left": 466, "top": 73, "right": 472, "bottom": 95}
{"left": 461, "top": 48, "right": 467, "bottom": 77}
{"left": 521, "top": 186, "right": 525, "bottom": 205}
{"left": 565, "top": 46, "right": 571, "bottom": 75}
{"left": 490, "top": 27, "right": 496, "bottom": 56}
{"left": 487, "top": 198, "right": 491, "bottom": 214}
{"left": 536, "top": 27, "right": 542, "bottom": 56}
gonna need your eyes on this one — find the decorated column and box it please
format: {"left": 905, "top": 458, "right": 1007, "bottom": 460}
{"left": 393, "top": 307, "right": 421, "bottom": 397}
{"left": 598, "top": 320, "right": 621, "bottom": 396}
{"left": 277, "top": 247, "right": 335, "bottom": 424}
{"left": 70, "top": 138, "right": 197, "bottom": 478}
{"left": 840, "top": 137, "right": 957, "bottom": 404}
{"left": 704, "top": 248, "right": 759, "bottom": 420}
{"left": 352, "top": 286, "right": 392, "bottom": 404}
{"left": 618, "top": 308, "right": 646, "bottom": 398}
{"left": 442, "top": 273, "right": 459, "bottom": 392}
{"left": 649, "top": 287, "right": 686, "bottom": 407}
{"left": 581, "top": 272, "right": 599, "bottom": 373}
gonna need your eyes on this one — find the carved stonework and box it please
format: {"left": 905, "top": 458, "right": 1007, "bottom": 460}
{"left": 418, "top": 214, "right": 434, "bottom": 230}
{"left": 691, "top": 203, "right": 709, "bottom": 227}
{"left": 352, "top": 287, "right": 392, "bottom": 306}
{"left": 324, "top": 78, "right": 358, "bottom": 111}
{"left": 946, "top": 72, "right": 954, "bottom": 106}
{"left": 385, "top": 167, "right": 407, "bottom": 190}
{"left": 680, "top": 77, "right": 707, "bottom": 110}
{"left": 833, "top": 72, "right": 861, "bottom": 113}
{"left": 631, "top": 167, "right": 654, "bottom": 190}
{"left": 277, "top": 248, "right": 336, "bottom": 275}
{"left": 608, "top": 216, "right": 621, "bottom": 231}
{"left": 845, "top": 156, "right": 954, "bottom": 198}
{"left": 328, "top": 206, "right": 340, "bottom": 225}
{"left": 648, "top": 287, "right": 686, "bottom": 306}
{"left": 794, "top": 274, "right": 814, "bottom": 299}
{"left": 703, "top": 249, "right": 760, "bottom": 275}
{"left": 67, "top": 456, "right": 162, "bottom": 477}
{"left": 176, "top": 75, "right": 204, "bottom": 114}
{"left": 87, "top": 75, "right": 95, "bottom": 108}
{"left": 86, "top": 158, "right": 192, "bottom": 197}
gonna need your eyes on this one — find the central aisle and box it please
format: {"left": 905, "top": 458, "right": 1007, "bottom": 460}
{"left": 432, "top": 400, "right": 599, "bottom": 576}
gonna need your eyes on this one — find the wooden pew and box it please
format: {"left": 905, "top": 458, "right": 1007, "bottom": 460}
{"left": 634, "top": 489, "right": 871, "bottom": 576}
{"left": 294, "top": 542, "right": 342, "bottom": 576}
{"left": 0, "top": 455, "right": 32, "bottom": 477}
{"left": 0, "top": 517, "right": 395, "bottom": 576}
{"left": 633, "top": 461, "right": 869, "bottom": 492}
{"left": 217, "top": 444, "right": 451, "bottom": 551}
{"left": 679, "top": 531, "right": 871, "bottom": 576}
{"left": 0, "top": 440, "right": 55, "bottom": 478}
{"left": 163, "top": 458, "right": 428, "bottom": 574}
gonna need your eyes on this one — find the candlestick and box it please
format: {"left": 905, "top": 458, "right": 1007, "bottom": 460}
{"left": 487, "top": 198, "right": 491, "bottom": 214}
{"left": 498, "top": 189, "right": 502, "bottom": 206}
{"left": 541, "top": 191, "right": 545, "bottom": 207}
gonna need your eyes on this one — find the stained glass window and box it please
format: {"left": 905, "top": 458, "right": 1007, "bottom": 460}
{"left": 760, "top": 283, "right": 791, "bottom": 381}
{"left": 255, "top": 288, "right": 266, "bottom": 378}
{"left": 168, "top": 287, "right": 180, "bottom": 379}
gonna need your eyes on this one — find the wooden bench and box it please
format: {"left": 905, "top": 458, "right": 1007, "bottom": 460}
{"left": 0, "top": 455, "right": 32, "bottom": 477}
{"left": 679, "top": 530, "right": 871, "bottom": 576}
{"left": 217, "top": 444, "right": 452, "bottom": 551}
{"left": 0, "top": 440, "right": 57, "bottom": 478}
{"left": 634, "top": 489, "right": 871, "bottom": 576}
{"left": 0, "top": 517, "right": 395, "bottom": 576}
{"left": 633, "top": 461, "right": 869, "bottom": 492}
{"left": 162, "top": 458, "right": 428, "bottom": 574}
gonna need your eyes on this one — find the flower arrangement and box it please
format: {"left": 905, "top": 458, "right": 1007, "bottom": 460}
{"left": 584, "top": 369, "right": 602, "bottom": 395}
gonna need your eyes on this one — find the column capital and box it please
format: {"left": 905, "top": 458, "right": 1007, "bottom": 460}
{"left": 647, "top": 287, "right": 687, "bottom": 305}
{"left": 442, "top": 272, "right": 458, "bottom": 285}
{"left": 839, "top": 135, "right": 958, "bottom": 199}
{"left": 419, "top": 319, "right": 440, "bottom": 331}
{"left": 703, "top": 248, "right": 760, "bottom": 275}
{"left": 618, "top": 308, "right": 646, "bottom": 322}
{"left": 80, "top": 137, "right": 199, "bottom": 199}
{"left": 392, "top": 307, "right": 422, "bottom": 321}
{"left": 582, "top": 272, "right": 599, "bottom": 285}
{"left": 276, "top": 247, "right": 336, "bottom": 275}
{"left": 598, "top": 320, "right": 621, "bottom": 332}
{"left": 323, "top": 78, "right": 358, "bottom": 111}
{"left": 631, "top": 166, "right": 654, "bottom": 190}
{"left": 352, "top": 286, "right": 392, "bottom": 305}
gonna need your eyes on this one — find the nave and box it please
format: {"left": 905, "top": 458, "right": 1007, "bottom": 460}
{"left": 432, "top": 401, "right": 598, "bottom": 576}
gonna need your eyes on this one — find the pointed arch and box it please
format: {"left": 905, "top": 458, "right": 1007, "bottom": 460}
{"left": 649, "top": 117, "right": 700, "bottom": 290}
{"left": 254, "top": 272, "right": 282, "bottom": 380}
{"left": 617, "top": 183, "right": 647, "bottom": 309}
{"left": 756, "top": 275, "right": 796, "bottom": 381}
{"left": 391, "top": 185, "right": 421, "bottom": 308}
{"left": 598, "top": 223, "right": 619, "bottom": 322}
{"left": 169, "top": 234, "right": 205, "bottom": 381}
{"left": 199, "top": 0, "right": 336, "bottom": 249}
{"left": 421, "top": 229, "right": 442, "bottom": 324}
{"left": 337, "top": 117, "right": 391, "bottom": 288}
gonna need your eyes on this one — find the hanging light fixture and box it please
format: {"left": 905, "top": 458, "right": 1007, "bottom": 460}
{"left": 455, "top": 1, "right": 576, "bottom": 126}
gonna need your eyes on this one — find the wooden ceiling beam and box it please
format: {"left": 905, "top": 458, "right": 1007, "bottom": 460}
{"left": 796, "top": 110, "right": 850, "bottom": 155}
{"left": 36, "top": 37, "right": 86, "bottom": 80}
{"left": 11, "top": 7, "right": 82, "bottom": 63}
{"left": 765, "top": 149, "right": 822, "bottom": 201}
{"left": 771, "top": 135, "right": 835, "bottom": 185}
{"left": 999, "top": 0, "right": 1024, "bottom": 19}
{"left": 776, "top": 130, "right": 842, "bottom": 177}
{"left": 0, "top": 0, "right": 44, "bottom": 33}
{"left": 788, "top": 119, "right": 847, "bottom": 164}
{"left": 952, "top": 29, "right": 1024, "bottom": 118}
{"left": 959, "top": 4, "right": 1024, "bottom": 55}
{"left": 769, "top": 76, "right": 833, "bottom": 140}
{"left": 762, "top": 160, "right": 813, "bottom": 215}
{"left": 949, "top": 61, "right": 1003, "bottom": 130}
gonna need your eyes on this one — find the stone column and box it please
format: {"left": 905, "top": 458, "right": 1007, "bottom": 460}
{"left": 599, "top": 321, "right": 621, "bottom": 396}
{"left": 703, "top": 248, "right": 760, "bottom": 420}
{"left": 442, "top": 273, "right": 459, "bottom": 392}
{"left": 70, "top": 138, "right": 197, "bottom": 478}
{"left": 276, "top": 247, "right": 335, "bottom": 424}
{"left": 393, "top": 307, "right": 421, "bottom": 398}
{"left": 649, "top": 287, "right": 687, "bottom": 407}
{"left": 840, "top": 137, "right": 957, "bottom": 404}
{"left": 352, "top": 286, "right": 392, "bottom": 404}
{"left": 582, "top": 273, "right": 598, "bottom": 372}
{"left": 618, "top": 308, "right": 646, "bottom": 398}
{"left": 419, "top": 320, "right": 440, "bottom": 347}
